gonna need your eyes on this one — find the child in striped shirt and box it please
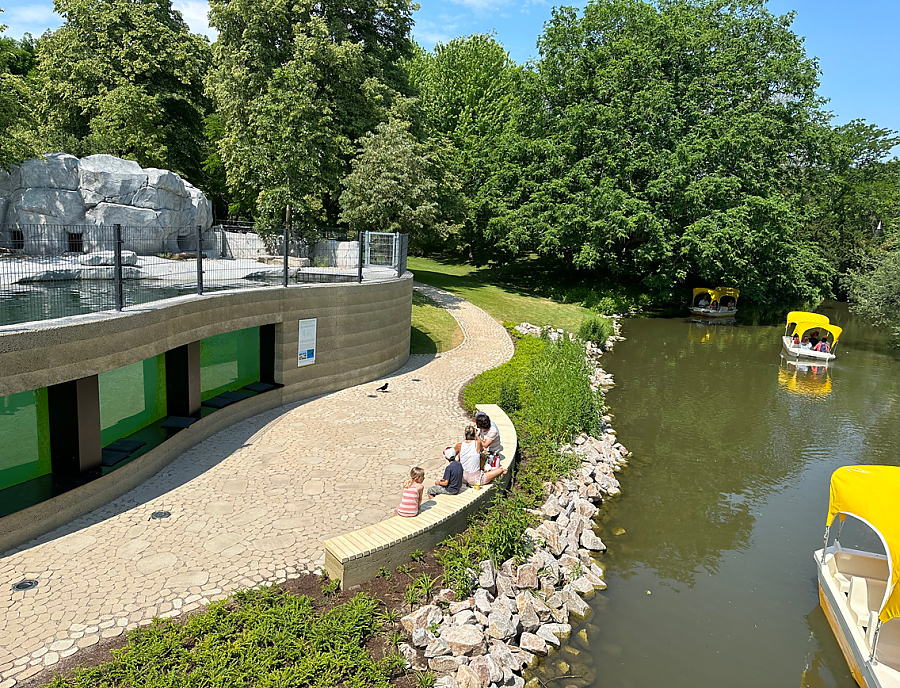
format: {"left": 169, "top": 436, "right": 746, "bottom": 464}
{"left": 395, "top": 467, "right": 425, "bottom": 517}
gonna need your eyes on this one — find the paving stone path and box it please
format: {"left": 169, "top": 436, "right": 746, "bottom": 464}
{"left": 0, "top": 283, "right": 513, "bottom": 685}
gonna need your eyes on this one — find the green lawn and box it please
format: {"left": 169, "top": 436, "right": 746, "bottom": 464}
{"left": 408, "top": 256, "right": 595, "bottom": 331}
{"left": 410, "top": 290, "right": 463, "bottom": 354}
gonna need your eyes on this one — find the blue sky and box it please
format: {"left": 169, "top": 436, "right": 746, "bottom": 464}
{"left": 2, "top": 0, "right": 898, "bottom": 149}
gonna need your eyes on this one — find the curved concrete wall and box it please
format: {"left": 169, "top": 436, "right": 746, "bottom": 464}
{"left": 0, "top": 276, "right": 412, "bottom": 550}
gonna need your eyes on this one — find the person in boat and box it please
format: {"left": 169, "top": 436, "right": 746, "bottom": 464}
{"left": 814, "top": 338, "right": 831, "bottom": 354}
{"left": 698, "top": 295, "right": 710, "bottom": 308}
{"left": 809, "top": 330, "right": 821, "bottom": 347}
{"left": 792, "top": 334, "right": 800, "bottom": 347}
{"left": 709, "top": 299, "right": 719, "bottom": 311}
{"left": 801, "top": 336, "right": 812, "bottom": 349}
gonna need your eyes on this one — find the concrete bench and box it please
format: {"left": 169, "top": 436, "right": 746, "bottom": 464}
{"left": 322, "top": 404, "right": 517, "bottom": 588}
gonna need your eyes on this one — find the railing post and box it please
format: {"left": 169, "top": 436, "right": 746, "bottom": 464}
{"left": 113, "top": 224, "right": 124, "bottom": 311}
{"left": 283, "top": 225, "right": 289, "bottom": 287}
{"left": 357, "top": 231, "right": 364, "bottom": 283}
{"left": 196, "top": 225, "right": 203, "bottom": 295}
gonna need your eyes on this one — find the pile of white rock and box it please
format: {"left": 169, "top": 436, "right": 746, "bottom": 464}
{"left": 398, "top": 428, "right": 628, "bottom": 688}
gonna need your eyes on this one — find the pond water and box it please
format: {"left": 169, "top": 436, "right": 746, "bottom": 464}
{"left": 549, "top": 303, "right": 900, "bottom": 688}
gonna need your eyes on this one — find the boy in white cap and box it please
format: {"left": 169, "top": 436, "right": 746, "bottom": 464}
{"left": 428, "top": 447, "right": 465, "bottom": 496}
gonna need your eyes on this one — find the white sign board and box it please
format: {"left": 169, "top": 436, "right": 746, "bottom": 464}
{"left": 298, "top": 318, "right": 317, "bottom": 367}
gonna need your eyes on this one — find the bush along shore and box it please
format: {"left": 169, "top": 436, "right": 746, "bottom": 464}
{"left": 396, "top": 317, "right": 629, "bottom": 688}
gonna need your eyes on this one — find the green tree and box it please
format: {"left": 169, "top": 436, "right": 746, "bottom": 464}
{"left": 804, "top": 120, "right": 900, "bottom": 285}
{"left": 339, "top": 105, "right": 463, "bottom": 248}
{"left": 497, "top": 0, "right": 832, "bottom": 305}
{"left": 0, "top": 12, "right": 36, "bottom": 169}
{"left": 407, "top": 35, "right": 522, "bottom": 261}
{"left": 207, "top": 0, "right": 415, "bottom": 234}
{"left": 845, "top": 248, "right": 900, "bottom": 346}
{"left": 33, "top": 0, "right": 211, "bottom": 181}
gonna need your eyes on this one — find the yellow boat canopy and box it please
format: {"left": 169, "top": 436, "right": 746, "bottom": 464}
{"left": 790, "top": 322, "right": 843, "bottom": 346}
{"left": 714, "top": 287, "right": 740, "bottom": 303}
{"left": 786, "top": 311, "right": 830, "bottom": 327}
{"left": 692, "top": 287, "right": 739, "bottom": 305}
{"left": 827, "top": 466, "right": 900, "bottom": 623}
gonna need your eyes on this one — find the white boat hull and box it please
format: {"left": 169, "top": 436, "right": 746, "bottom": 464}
{"left": 782, "top": 336, "right": 835, "bottom": 361}
{"left": 689, "top": 307, "right": 737, "bottom": 318}
{"left": 815, "top": 549, "right": 900, "bottom": 688}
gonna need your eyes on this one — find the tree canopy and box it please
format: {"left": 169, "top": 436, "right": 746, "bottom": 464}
{"left": 207, "top": 0, "right": 416, "bottom": 233}
{"left": 33, "top": 0, "right": 211, "bottom": 180}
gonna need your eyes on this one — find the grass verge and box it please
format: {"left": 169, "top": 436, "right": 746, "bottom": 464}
{"left": 408, "top": 256, "right": 652, "bottom": 330}
{"left": 438, "top": 331, "right": 604, "bottom": 596}
{"left": 408, "top": 257, "right": 594, "bottom": 331}
{"left": 410, "top": 290, "right": 463, "bottom": 354}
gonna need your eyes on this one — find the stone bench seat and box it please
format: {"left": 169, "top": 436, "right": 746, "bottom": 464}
{"left": 323, "top": 404, "right": 517, "bottom": 588}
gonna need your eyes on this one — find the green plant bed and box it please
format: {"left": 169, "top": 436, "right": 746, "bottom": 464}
{"left": 441, "top": 332, "right": 603, "bottom": 595}
{"left": 44, "top": 587, "right": 406, "bottom": 688}
{"left": 410, "top": 291, "right": 463, "bottom": 354}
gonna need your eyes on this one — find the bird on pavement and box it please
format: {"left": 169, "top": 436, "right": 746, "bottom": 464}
{"left": 376, "top": 382, "right": 389, "bottom": 392}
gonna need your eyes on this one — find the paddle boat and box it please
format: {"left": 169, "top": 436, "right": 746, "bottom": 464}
{"left": 782, "top": 311, "right": 842, "bottom": 362}
{"left": 689, "top": 287, "right": 739, "bottom": 318}
{"left": 815, "top": 466, "right": 900, "bottom": 688}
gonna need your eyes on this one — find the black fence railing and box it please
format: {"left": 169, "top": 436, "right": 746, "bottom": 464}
{"left": 0, "top": 224, "right": 409, "bottom": 328}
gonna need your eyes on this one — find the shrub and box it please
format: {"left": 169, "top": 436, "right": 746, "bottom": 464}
{"left": 578, "top": 316, "right": 614, "bottom": 347}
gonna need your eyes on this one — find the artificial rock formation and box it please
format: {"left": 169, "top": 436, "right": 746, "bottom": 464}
{"left": 0, "top": 153, "right": 213, "bottom": 255}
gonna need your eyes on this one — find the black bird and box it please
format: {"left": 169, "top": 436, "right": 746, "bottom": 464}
{"left": 376, "top": 382, "right": 389, "bottom": 392}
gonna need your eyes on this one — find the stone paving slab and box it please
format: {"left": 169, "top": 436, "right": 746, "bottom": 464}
{"left": 0, "top": 283, "right": 513, "bottom": 682}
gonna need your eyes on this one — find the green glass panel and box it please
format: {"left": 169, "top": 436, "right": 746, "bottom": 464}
{"left": 99, "top": 356, "right": 167, "bottom": 446}
{"left": 0, "top": 388, "right": 51, "bottom": 490}
{"left": 200, "top": 327, "right": 261, "bottom": 400}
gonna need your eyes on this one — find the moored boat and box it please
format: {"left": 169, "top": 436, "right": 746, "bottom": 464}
{"left": 815, "top": 466, "right": 900, "bottom": 688}
{"left": 782, "top": 311, "right": 841, "bottom": 361}
{"left": 689, "top": 286, "right": 739, "bottom": 318}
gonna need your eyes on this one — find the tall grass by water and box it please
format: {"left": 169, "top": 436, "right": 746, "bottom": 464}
{"left": 440, "top": 332, "right": 603, "bottom": 595}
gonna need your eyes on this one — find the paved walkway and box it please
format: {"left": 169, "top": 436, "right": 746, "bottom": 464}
{"left": 0, "top": 284, "right": 513, "bottom": 685}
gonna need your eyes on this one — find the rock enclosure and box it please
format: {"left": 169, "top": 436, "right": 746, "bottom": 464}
{"left": 0, "top": 153, "right": 213, "bottom": 255}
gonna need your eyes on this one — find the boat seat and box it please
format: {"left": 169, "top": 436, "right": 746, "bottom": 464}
{"left": 848, "top": 576, "right": 870, "bottom": 627}
{"left": 835, "top": 550, "right": 890, "bottom": 583}
{"left": 875, "top": 619, "right": 900, "bottom": 672}
{"left": 826, "top": 554, "right": 851, "bottom": 594}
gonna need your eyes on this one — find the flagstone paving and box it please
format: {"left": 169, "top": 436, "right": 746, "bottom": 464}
{"left": 0, "top": 283, "right": 513, "bottom": 685}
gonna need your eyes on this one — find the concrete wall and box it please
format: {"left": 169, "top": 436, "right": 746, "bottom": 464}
{"left": 0, "top": 276, "right": 412, "bottom": 551}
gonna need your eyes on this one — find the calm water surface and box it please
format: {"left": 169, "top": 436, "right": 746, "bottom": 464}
{"left": 571, "top": 303, "right": 900, "bottom": 688}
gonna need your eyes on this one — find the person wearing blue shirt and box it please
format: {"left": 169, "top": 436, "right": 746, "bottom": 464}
{"left": 428, "top": 447, "right": 465, "bottom": 496}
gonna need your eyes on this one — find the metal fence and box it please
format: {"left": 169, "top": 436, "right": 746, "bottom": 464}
{"left": 0, "top": 224, "right": 409, "bottom": 328}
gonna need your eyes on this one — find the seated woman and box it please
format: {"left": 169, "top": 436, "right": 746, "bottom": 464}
{"left": 814, "top": 338, "right": 831, "bottom": 354}
{"left": 709, "top": 300, "right": 719, "bottom": 311}
{"left": 801, "top": 337, "right": 813, "bottom": 349}
{"left": 792, "top": 334, "right": 801, "bottom": 347}
{"left": 475, "top": 412, "right": 502, "bottom": 467}
{"left": 457, "top": 424, "right": 507, "bottom": 487}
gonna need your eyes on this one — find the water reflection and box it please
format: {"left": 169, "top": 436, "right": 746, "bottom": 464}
{"left": 561, "top": 303, "right": 900, "bottom": 688}
{"left": 778, "top": 356, "right": 833, "bottom": 398}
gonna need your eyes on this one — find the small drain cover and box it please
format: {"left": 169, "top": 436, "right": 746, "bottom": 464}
{"left": 12, "top": 579, "right": 38, "bottom": 592}
{"left": 150, "top": 510, "right": 171, "bottom": 520}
